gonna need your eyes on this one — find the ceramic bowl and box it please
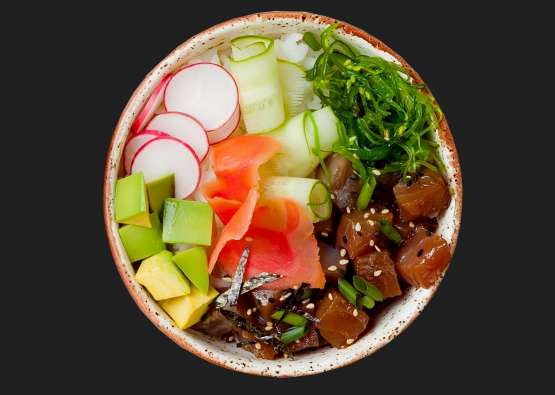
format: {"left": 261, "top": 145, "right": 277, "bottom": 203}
{"left": 103, "top": 11, "right": 462, "bottom": 377}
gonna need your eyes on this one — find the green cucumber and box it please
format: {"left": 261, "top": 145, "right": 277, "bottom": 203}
{"left": 278, "top": 60, "right": 312, "bottom": 118}
{"left": 229, "top": 36, "right": 285, "bottom": 134}
{"left": 260, "top": 176, "right": 331, "bottom": 222}
{"left": 263, "top": 106, "right": 339, "bottom": 177}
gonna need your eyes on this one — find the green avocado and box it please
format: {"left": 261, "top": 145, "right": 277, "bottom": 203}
{"left": 135, "top": 250, "right": 190, "bottom": 301}
{"left": 115, "top": 172, "right": 151, "bottom": 227}
{"left": 146, "top": 174, "right": 175, "bottom": 217}
{"left": 162, "top": 199, "right": 213, "bottom": 246}
{"left": 160, "top": 286, "right": 218, "bottom": 329}
{"left": 118, "top": 213, "right": 164, "bottom": 262}
{"left": 173, "top": 247, "right": 209, "bottom": 294}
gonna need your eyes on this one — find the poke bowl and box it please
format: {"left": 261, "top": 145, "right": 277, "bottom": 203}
{"left": 103, "top": 11, "right": 462, "bottom": 377}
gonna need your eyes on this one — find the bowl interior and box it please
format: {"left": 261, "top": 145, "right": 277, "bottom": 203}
{"left": 104, "top": 12, "right": 461, "bottom": 377}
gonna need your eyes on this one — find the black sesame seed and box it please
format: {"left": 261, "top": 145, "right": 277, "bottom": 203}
{"left": 417, "top": 249, "right": 424, "bottom": 257}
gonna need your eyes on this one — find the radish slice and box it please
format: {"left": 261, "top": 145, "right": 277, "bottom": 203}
{"left": 206, "top": 105, "right": 240, "bottom": 144}
{"left": 130, "top": 74, "right": 172, "bottom": 135}
{"left": 123, "top": 130, "right": 166, "bottom": 174}
{"left": 164, "top": 63, "right": 239, "bottom": 143}
{"left": 147, "top": 112, "right": 209, "bottom": 160}
{"left": 131, "top": 137, "right": 200, "bottom": 198}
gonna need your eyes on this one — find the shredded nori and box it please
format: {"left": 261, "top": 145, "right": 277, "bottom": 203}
{"left": 215, "top": 271, "right": 282, "bottom": 309}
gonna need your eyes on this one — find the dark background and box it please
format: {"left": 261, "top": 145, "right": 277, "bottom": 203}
{"left": 11, "top": 0, "right": 550, "bottom": 392}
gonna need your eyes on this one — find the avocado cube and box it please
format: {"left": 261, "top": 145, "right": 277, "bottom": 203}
{"left": 136, "top": 250, "right": 191, "bottom": 301}
{"left": 146, "top": 174, "right": 175, "bottom": 216}
{"left": 162, "top": 199, "right": 213, "bottom": 245}
{"left": 160, "top": 286, "right": 219, "bottom": 329}
{"left": 115, "top": 172, "right": 151, "bottom": 227}
{"left": 173, "top": 247, "right": 209, "bottom": 294}
{"left": 119, "top": 213, "right": 164, "bottom": 262}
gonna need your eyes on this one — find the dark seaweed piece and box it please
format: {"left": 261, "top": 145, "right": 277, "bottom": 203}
{"left": 214, "top": 247, "right": 250, "bottom": 308}
{"left": 220, "top": 309, "right": 290, "bottom": 354}
{"left": 215, "top": 271, "right": 282, "bottom": 309}
{"left": 227, "top": 246, "right": 250, "bottom": 305}
{"left": 241, "top": 272, "right": 282, "bottom": 293}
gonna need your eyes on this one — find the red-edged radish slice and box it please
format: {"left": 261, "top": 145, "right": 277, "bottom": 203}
{"left": 147, "top": 112, "right": 209, "bottom": 160}
{"left": 123, "top": 130, "right": 166, "bottom": 174}
{"left": 164, "top": 63, "right": 239, "bottom": 143}
{"left": 131, "top": 137, "right": 200, "bottom": 198}
{"left": 206, "top": 105, "right": 241, "bottom": 144}
{"left": 130, "top": 74, "right": 172, "bottom": 135}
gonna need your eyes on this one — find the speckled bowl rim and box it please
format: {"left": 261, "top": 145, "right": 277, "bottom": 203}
{"left": 103, "top": 11, "right": 462, "bottom": 377}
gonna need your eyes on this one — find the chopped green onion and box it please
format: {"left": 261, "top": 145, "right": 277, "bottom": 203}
{"left": 303, "top": 32, "right": 321, "bottom": 51}
{"left": 338, "top": 278, "right": 359, "bottom": 305}
{"left": 352, "top": 275, "right": 367, "bottom": 294}
{"left": 271, "top": 310, "right": 308, "bottom": 327}
{"left": 379, "top": 220, "right": 402, "bottom": 246}
{"left": 359, "top": 295, "right": 375, "bottom": 310}
{"left": 364, "top": 282, "right": 384, "bottom": 302}
{"left": 352, "top": 275, "right": 384, "bottom": 302}
{"left": 280, "top": 325, "right": 308, "bottom": 344}
{"left": 356, "top": 175, "right": 376, "bottom": 211}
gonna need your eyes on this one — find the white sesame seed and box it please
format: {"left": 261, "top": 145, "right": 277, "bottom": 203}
{"left": 372, "top": 169, "right": 381, "bottom": 176}
{"left": 306, "top": 303, "right": 315, "bottom": 309}
{"left": 247, "top": 308, "right": 252, "bottom": 316}
{"left": 321, "top": 232, "right": 329, "bottom": 237}
{"left": 328, "top": 292, "right": 334, "bottom": 300}
{"left": 252, "top": 307, "right": 257, "bottom": 312}
{"left": 368, "top": 220, "right": 375, "bottom": 226}
{"left": 346, "top": 338, "right": 354, "bottom": 345}
{"left": 369, "top": 239, "right": 375, "bottom": 247}
{"left": 409, "top": 221, "right": 415, "bottom": 228}
{"left": 295, "top": 339, "right": 301, "bottom": 344}
{"left": 370, "top": 208, "right": 376, "bottom": 214}
{"left": 302, "top": 298, "right": 310, "bottom": 304}
{"left": 381, "top": 209, "right": 390, "bottom": 214}
{"left": 280, "top": 292, "right": 292, "bottom": 301}
{"left": 330, "top": 193, "right": 336, "bottom": 200}
{"left": 355, "top": 222, "right": 362, "bottom": 232}
{"left": 353, "top": 309, "right": 359, "bottom": 317}
{"left": 339, "top": 259, "right": 349, "bottom": 265}
{"left": 228, "top": 336, "right": 234, "bottom": 342}
{"left": 340, "top": 248, "right": 347, "bottom": 257}
{"left": 375, "top": 245, "right": 382, "bottom": 252}
{"left": 245, "top": 236, "right": 253, "bottom": 242}
{"left": 346, "top": 207, "right": 351, "bottom": 214}
{"left": 255, "top": 342, "right": 262, "bottom": 350}
{"left": 363, "top": 213, "right": 370, "bottom": 219}
{"left": 374, "top": 270, "right": 382, "bottom": 277}
{"left": 328, "top": 265, "right": 338, "bottom": 272}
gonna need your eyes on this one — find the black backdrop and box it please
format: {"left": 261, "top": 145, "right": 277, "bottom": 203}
{"left": 11, "top": 0, "right": 549, "bottom": 392}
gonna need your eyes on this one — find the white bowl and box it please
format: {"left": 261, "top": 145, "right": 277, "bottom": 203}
{"left": 103, "top": 11, "right": 462, "bottom": 377}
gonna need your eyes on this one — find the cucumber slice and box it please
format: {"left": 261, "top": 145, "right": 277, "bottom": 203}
{"left": 229, "top": 36, "right": 285, "bottom": 134}
{"left": 278, "top": 60, "right": 312, "bottom": 118}
{"left": 263, "top": 106, "right": 339, "bottom": 177}
{"left": 260, "top": 176, "right": 331, "bottom": 222}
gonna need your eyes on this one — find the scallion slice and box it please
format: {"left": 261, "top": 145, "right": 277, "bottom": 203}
{"left": 280, "top": 325, "right": 308, "bottom": 344}
{"left": 271, "top": 310, "right": 308, "bottom": 327}
{"left": 352, "top": 275, "right": 384, "bottom": 302}
{"left": 379, "top": 220, "right": 402, "bottom": 246}
{"left": 338, "top": 278, "right": 359, "bottom": 305}
{"left": 359, "top": 295, "right": 375, "bottom": 310}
